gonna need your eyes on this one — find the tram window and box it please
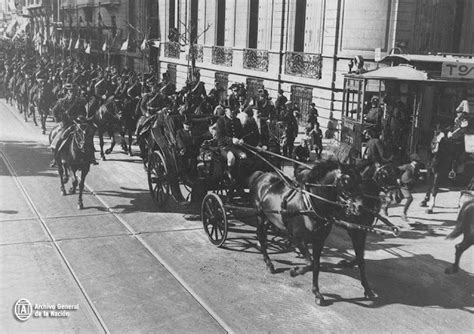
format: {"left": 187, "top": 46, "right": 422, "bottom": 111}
{"left": 345, "top": 89, "right": 362, "bottom": 121}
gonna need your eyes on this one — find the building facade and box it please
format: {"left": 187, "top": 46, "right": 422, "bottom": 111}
{"left": 155, "top": 0, "right": 473, "bottom": 130}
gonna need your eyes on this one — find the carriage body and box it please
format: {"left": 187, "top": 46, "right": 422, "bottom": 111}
{"left": 146, "top": 112, "right": 226, "bottom": 207}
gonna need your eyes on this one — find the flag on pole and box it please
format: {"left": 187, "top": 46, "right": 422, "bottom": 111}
{"left": 83, "top": 39, "right": 88, "bottom": 49}
{"left": 8, "top": 0, "right": 16, "bottom": 11}
{"left": 85, "top": 42, "right": 91, "bottom": 54}
{"left": 140, "top": 35, "right": 148, "bottom": 51}
{"left": 120, "top": 34, "right": 129, "bottom": 51}
{"left": 150, "top": 40, "right": 161, "bottom": 48}
{"left": 68, "top": 35, "right": 73, "bottom": 50}
{"left": 102, "top": 39, "right": 108, "bottom": 52}
{"left": 75, "top": 36, "right": 81, "bottom": 50}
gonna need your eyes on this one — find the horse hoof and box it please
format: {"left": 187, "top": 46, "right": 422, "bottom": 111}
{"left": 444, "top": 266, "right": 458, "bottom": 275}
{"left": 290, "top": 267, "right": 298, "bottom": 277}
{"left": 338, "top": 259, "right": 354, "bottom": 268}
{"left": 101, "top": 156, "right": 106, "bottom": 161}
{"left": 61, "top": 191, "right": 66, "bottom": 196}
{"left": 105, "top": 149, "right": 112, "bottom": 155}
{"left": 364, "top": 291, "right": 378, "bottom": 300}
{"left": 69, "top": 189, "right": 76, "bottom": 195}
{"left": 77, "top": 203, "right": 84, "bottom": 210}
{"left": 315, "top": 297, "right": 327, "bottom": 306}
{"left": 426, "top": 209, "right": 433, "bottom": 214}
{"left": 419, "top": 201, "right": 428, "bottom": 207}
{"left": 267, "top": 264, "right": 276, "bottom": 274}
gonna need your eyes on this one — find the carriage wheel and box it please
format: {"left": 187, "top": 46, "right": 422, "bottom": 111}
{"left": 147, "top": 150, "right": 170, "bottom": 208}
{"left": 201, "top": 193, "right": 228, "bottom": 247}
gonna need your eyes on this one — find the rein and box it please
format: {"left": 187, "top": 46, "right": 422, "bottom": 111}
{"left": 243, "top": 143, "right": 343, "bottom": 208}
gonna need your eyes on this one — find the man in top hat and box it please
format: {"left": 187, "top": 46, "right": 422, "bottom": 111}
{"left": 244, "top": 107, "right": 269, "bottom": 149}
{"left": 49, "top": 83, "right": 88, "bottom": 166}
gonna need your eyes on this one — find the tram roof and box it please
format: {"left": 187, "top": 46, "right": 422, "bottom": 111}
{"left": 345, "top": 64, "right": 473, "bottom": 83}
{"left": 357, "top": 65, "right": 429, "bottom": 81}
{"left": 381, "top": 54, "right": 474, "bottom": 65}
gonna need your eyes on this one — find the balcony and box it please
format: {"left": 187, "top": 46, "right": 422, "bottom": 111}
{"left": 285, "top": 52, "right": 322, "bottom": 79}
{"left": 189, "top": 44, "right": 203, "bottom": 63}
{"left": 243, "top": 48, "right": 269, "bottom": 72}
{"left": 212, "top": 46, "right": 233, "bottom": 67}
{"left": 164, "top": 42, "right": 180, "bottom": 59}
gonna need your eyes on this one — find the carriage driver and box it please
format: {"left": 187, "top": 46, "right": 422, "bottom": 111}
{"left": 49, "top": 83, "right": 89, "bottom": 166}
{"left": 215, "top": 106, "right": 245, "bottom": 182}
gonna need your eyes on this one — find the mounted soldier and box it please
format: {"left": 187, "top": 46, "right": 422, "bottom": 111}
{"left": 159, "top": 71, "right": 176, "bottom": 97}
{"left": 49, "top": 83, "right": 90, "bottom": 166}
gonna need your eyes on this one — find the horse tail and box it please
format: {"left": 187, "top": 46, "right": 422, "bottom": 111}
{"left": 446, "top": 200, "right": 474, "bottom": 240}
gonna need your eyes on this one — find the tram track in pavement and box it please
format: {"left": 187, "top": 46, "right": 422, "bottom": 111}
{"left": 1, "top": 100, "right": 233, "bottom": 333}
{"left": 0, "top": 150, "right": 110, "bottom": 333}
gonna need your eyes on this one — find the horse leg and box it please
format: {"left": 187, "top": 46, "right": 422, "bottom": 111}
{"left": 40, "top": 111, "right": 46, "bottom": 134}
{"left": 32, "top": 106, "right": 38, "bottom": 126}
{"left": 105, "top": 129, "right": 115, "bottom": 154}
{"left": 426, "top": 172, "right": 439, "bottom": 213}
{"left": 312, "top": 226, "right": 331, "bottom": 306}
{"left": 69, "top": 169, "right": 78, "bottom": 194}
{"left": 445, "top": 236, "right": 473, "bottom": 274}
{"left": 290, "top": 238, "right": 313, "bottom": 277}
{"left": 77, "top": 166, "right": 89, "bottom": 210}
{"left": 350, "top": 230, "right": 377, "bottom": 300}
{"left": 57, "top": 162, "right": 66, "bottom": 196}
{"left": 128, "top": 130, "right": 133, "bottom": 156}
{"left": 256, "top": 216, "right": 275, "bottom": 274}
{"left": 23, "top": 103, "right": 28, "bottom": 122}
{"left": 98, "top": 130, "right": 106, "bottom": 160}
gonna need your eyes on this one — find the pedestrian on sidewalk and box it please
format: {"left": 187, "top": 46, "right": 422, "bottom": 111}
{"left": 308, "top": 103, "right": 318, "bottom": 128}
{"left": 394, "top": 154, "right": 422, "bottom": 222}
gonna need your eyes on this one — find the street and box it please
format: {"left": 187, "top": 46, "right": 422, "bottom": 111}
{"left": 0, "top": 99, "right": 473, "bottom": 333}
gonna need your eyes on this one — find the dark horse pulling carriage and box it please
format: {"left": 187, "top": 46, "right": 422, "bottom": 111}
{"left": 194, "top": 141, "right": 399, "bottom": 305}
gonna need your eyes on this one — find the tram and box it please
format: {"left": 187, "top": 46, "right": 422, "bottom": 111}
{"left": 340, "top": 53, "right": 474, "bottom": 177}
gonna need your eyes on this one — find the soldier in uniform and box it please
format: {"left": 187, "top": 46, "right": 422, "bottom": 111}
{"left": 159, "top": 71, "right": 176, "bottom": 96}
{"left": 49, "top": 83, "right": 89, "bottom": 166}
{"left": 135, "top": 77, "right": 160, "bottom": 140}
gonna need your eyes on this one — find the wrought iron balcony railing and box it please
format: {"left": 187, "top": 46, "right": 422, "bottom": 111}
{"left": 285, "top": 52, "right": 322, "bottom": 79}
{"left": 212, "top": 46, "right": 233, "bottom": 67}
{"left": 243, "top": 48, "right": 269, "bottom": 72}
{"left": 164, "top": 41, "right": 180, "bottom": 59}
{"left": 189, "top": 44, "right": 203, "bottom": 63}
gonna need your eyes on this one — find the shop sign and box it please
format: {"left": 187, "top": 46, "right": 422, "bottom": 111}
{"left": 441, "top": 62, "right": 474, "bottom": 80}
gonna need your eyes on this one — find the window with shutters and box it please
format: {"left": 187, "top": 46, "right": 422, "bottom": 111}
{"left": 216, "top": 0, "right": 226, "bottom": 46}
{"left": 169, "top": 0, "right": 176, "bottom": 30}
{"left": 248, "top": 0, "right": 259, "bottom": 49}
{"left": 190, "top": 0, "right": 198, "bottom": 44}
{"left": 294, "top": 0, "right": 307, "bottom": 52}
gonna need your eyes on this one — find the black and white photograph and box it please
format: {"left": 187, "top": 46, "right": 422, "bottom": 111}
{"left": 0, "top": 0, "right": 473, "bottom": 332}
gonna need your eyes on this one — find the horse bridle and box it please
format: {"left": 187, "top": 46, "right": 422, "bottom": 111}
{"left": 372, "top": 163, "right": 399, "bottom": 193}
